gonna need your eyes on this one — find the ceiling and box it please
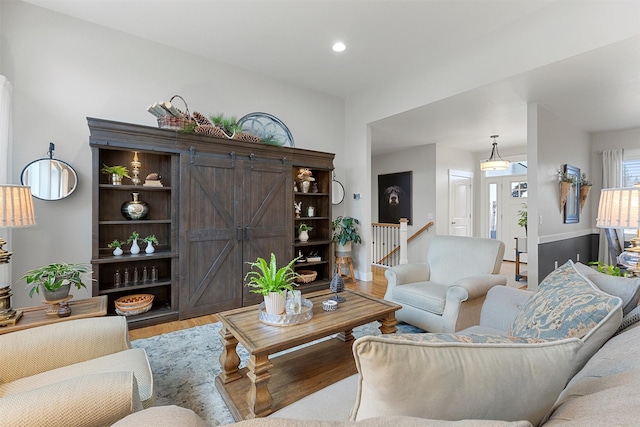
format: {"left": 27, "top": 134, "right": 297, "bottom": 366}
{"left": 21, "top": 0, "right": 640, "bottom": 155}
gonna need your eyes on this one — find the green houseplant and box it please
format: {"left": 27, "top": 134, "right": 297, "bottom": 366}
{"left": 332, "top": 216, "right": 362, "bottom": 254}
{"left": 297, "top": 223, "right": 312, "bottom": 242}
{"left": 108, "top": 239, "right": 125, "bottom": 256}
{"left": 22, "top": 262, "right": 93, "bottom": 301}
{"left": 244, "top": 253, "right": 300, "bottom": 314}
{"left": 517, "top": 204, "right": 527, "bottom": 235}
{"left": 101, "top": 164, "right": 130, "bottom": 185}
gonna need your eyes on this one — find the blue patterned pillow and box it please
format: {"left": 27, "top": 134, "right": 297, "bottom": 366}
{"left": 511, "top": 260, "right": 621, "bottom": 340}
{"left": 381, "top": 333, "right": 547, "bottom": 344}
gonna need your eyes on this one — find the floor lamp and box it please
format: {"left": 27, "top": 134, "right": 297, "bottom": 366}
{"left": 596, "top": 187, "right": 640, "bottom": 274}
{"left": 0, "top": 185, "right": 36, "bottom": 325}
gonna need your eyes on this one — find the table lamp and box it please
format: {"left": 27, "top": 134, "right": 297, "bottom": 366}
{"left": 0, "top": 184, "right": 36, "bottom": 324}
{"left": 596, "top": 186, "right": 640, "bottom": 274}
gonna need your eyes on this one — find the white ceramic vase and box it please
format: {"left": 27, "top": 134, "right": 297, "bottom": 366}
{"left": 264, "top": 292, "right": 286, "bottom": 315}
{"left": 113, "top": 247, "right": 123, "bottom": 256}
{"left": 130, "top": 239, "right": 140, "bottom": 255}
{"left": 145, "top": 241, "right": 155, "bottom": 254}
{"left": 299, "top": 230, "right": 309, "bottom": 242}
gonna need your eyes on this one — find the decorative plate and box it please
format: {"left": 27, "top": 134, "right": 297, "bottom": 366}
{"left": 237, "top": 112, "right": 295, "bottom": 147}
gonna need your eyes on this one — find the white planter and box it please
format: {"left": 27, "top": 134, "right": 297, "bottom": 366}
{"left": 299, "top": 230, "right": 309, "bottom": 242}
{"left": 336, "top": 241, "right": 352, "bottom": 255}
{"left": 113, "top": 247, "right": 123, "bottom": 256}
{"left": 145, "top": 242, "right": 155, "bottom": 254}
{"left": 264, "top": 292, "right": 286, "bottom": 315}
{"left": 130, "top": 239, "right": 140, "bottom": 255}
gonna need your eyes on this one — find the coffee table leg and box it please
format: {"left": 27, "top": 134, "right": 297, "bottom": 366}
{"left": 219, "top": 326, "right": 242, "bottom": 383}
{"left": 337, "top": 328, "right": 354, "bottom": 342}
{"left": 246, "top": 353, "right": 273, "bottom": 418}
{"left": 378, "top": 313, "right": 398, "bottom": 334}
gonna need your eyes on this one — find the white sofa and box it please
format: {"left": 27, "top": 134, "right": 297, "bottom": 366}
{"left": 0, "top": 316, "right": 154, "bottom": 427}
{"left": 384, "top": 235, "right": 506, "bottom": 333}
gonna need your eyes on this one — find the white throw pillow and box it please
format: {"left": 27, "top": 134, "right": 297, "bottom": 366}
{"left": 573, "top": 262, "right": 640, "bottom": 316}
{"left": 350, "top": 333, "right": 582, "bottom": 425}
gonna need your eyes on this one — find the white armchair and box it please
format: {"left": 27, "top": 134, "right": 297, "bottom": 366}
{"left": 0, "top": 316, "right": 154, "bottom": 427}
{"left": 384, "top": 235, "right": 506, "bottom": 332}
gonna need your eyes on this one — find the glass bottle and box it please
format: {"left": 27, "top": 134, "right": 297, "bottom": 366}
{"left": 123, "top": 268, "right": 130, "bottom": 285}
{"left": 133, "top": 267, "right": 139, "bottom": 283}
{"left": 142, "top": 266, "right": 149, "bottom": 282}
{"left": 151, "top": 266, "right": 158, "bottom": 282}
{"left": 114, "top": 270, "right": 121, "bottom": 287}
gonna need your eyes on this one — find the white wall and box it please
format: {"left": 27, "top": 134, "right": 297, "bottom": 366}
{"left": 371, "top": 144, "right": 437, "bottom": 263}
{"left": 1, "top": 1, "right": 345, "bottom": 307}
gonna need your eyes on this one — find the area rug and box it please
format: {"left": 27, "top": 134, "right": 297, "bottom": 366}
{"left": 131, "top": 321, "right": 422, "bottom": 425}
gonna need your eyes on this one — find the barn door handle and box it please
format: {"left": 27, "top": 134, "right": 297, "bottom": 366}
{"left": 245, "top": 226, "right": 251, "bottom": 240}
{"left": 236, "top": 227, "right": 243, "bottom": 241}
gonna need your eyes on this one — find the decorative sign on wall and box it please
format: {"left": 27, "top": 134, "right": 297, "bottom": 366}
{"left": 378, "top": 171, "right": 412, "bottom": 225}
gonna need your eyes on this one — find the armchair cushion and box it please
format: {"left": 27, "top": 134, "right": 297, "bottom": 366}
{"left": 350, "top": 333, "right": 582, "bottom": 425}
{"left": 0, "top": 347, "right": 155, "bottom": 408}
{"left": 0, "top": 371, "right": 142, "bottom": 427}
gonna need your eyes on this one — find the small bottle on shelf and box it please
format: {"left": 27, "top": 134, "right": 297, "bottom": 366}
{"left": 151, "top": 266, "right": 158, "bottom": 282}
{"left": 133, "top": 267, "right": 139, "bottom": 283}
{"left": 142, "top": 266, "right": 149, "bottom": 282}
{"left": 114, "top": 270, "right": 121, "bottom": 287}
{"left": 124, "top": 268, "right": 130, "bottom": 285}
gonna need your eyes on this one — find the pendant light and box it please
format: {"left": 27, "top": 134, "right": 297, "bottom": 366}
{"left": 480, "top": 135, "right": 510, "bottom": 171}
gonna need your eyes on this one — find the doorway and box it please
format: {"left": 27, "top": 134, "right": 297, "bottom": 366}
{"left": 485, "top": 173, "right": 527, "bottom": 262}
{"left": 449, "top": 170, "right": 473, "bottom": 237}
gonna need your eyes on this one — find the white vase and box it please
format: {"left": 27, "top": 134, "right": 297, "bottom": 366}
{"left": 264, "top": 292, "right": 286, "bottom": 315}
{"left": 130, "top": 239, "right": 140, "bottom": 255}
{"left": 299, "top": 230, "right": 309, "bottom": 242}
{"left": 113, "top": 247, "right": 123, "bottom": 256}
{"left": 145, "top": 241, "right": 155, "bottom": 254}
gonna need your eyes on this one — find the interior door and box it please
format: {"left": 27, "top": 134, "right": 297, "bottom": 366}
{"left": 449, "top": 170, "right": 473, "bottom": 236}
{"left": 241, "top": 155, "right": 293, "bottom": 306}
{"left": 180, "top": 151, "right": 243, "bottom": 318}
{"left": 502, "top": 176, "right": 528, "bottom": 262}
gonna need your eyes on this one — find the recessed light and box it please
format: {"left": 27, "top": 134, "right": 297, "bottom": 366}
{"left": 332, "top": 42, "right": 346, "bottom": 52}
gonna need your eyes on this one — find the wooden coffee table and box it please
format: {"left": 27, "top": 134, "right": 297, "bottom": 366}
{"left": 215, "top": 289, "right": 400, "bottom": 421}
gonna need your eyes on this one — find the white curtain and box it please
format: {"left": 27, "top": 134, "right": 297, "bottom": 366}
{"left": 0, "top": 75, "right": 13, "bottom": 286}
{"left": 598, "top": 149, "right": 624, "bottom": 264}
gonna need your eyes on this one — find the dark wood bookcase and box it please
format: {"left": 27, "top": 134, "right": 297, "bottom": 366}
{"left": 88, "top": 117, "right": 335, "bottom": 327}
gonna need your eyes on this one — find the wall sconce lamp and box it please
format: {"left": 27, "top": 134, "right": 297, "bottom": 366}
{"left": 480, "top": 135, "right": 510, "bottom": 171}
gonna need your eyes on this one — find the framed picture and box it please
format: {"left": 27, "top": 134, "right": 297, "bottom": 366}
{"left": 378, "top": 171, "right": 412, "bottom": 225}
{"left": 563, "top": 164, "right": 580, "bottom": 224}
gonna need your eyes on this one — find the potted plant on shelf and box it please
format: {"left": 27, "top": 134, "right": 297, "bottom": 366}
{"left": 244, "top": 253, "right": 300, "bottom": 315}
{"left": 580, "top": 173, "right": 592, "bottom": 211}
{"left": 332, "top": 216, "right": 362, "bottom": 255}
{"left": 128, "top": 231, "right": 141, "bottom": 255}
{"left": 143, "top": 234, "right": 159, "bottom": 254}
{"left": 21, "top": 262, "right": 92, "bottom": 301}
{"left": 297, "top": 223, "right": 312, "bottom": 242}
{"left": 108, "top": 239, "right": 125, "bottom": 256}
{"left": 101, "top": 164, "right": 130, "bottom": 185}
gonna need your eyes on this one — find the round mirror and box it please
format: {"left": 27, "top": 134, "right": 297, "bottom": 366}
{"left": 21, "top": 158, "right": 78, "bottom": 201}
{"left": 332, "top": 180, "right": 345, "bottom": 205}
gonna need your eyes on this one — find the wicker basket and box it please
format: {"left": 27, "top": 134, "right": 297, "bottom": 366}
{"left": 115, "top": 294, "right": 154, "bottom": 316}
{"left": 157, "top": 95, "right": 195, "bottom": 131}
{"left": 295, "top": 270, "right": 318, "bottom": 283}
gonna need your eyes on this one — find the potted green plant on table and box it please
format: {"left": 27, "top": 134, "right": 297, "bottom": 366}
{"left": 101, "top": 164, "right": 130, "bottom": 185}
{"left": 21, "top": 262, "right": 92, "bottom": 301}
{"left": 332, "top": 216, "right": 362, "bottom": 255}
{"left": 244, "top": 253, "right": 300, "bottom": 315}
{"left": 517, "top": 204, "right": 527, "bottom": 236}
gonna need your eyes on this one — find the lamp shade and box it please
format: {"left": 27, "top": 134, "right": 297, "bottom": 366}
{"left": 596, "top": 187, "right": 640, "bottom": 229}
{"left": 480, "top": 159, "right": 510, "bottom": 171}
{"left": 0, "top": 185, "right": 36, "bottom": 228}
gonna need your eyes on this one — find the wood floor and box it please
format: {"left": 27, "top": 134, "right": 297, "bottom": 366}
{"left": 129, "top": 262, "right": 521, "bottom": 340}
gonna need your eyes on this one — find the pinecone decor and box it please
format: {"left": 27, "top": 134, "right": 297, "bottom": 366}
{"left": 194, "top": 125, "right": 229, "bottom": 139}
{"left": 192, "top": 111, "right": 213, "bottom": 126}
{"left": 329, "top": 264, "right": 346, "bottom": 303}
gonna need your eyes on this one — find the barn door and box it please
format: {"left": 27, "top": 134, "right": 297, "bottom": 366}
{"left": 179, "top": 150, "right": 242, "bottom": 318}
{"left": 241, "top": 155, "right": 293, "bottom": 306}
